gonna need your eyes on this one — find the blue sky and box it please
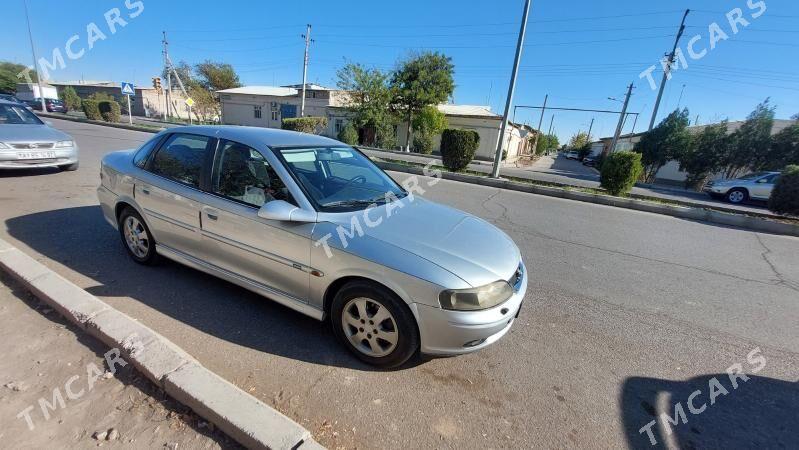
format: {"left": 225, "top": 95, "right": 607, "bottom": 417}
{"left": 2, "top": 0, "right": 797, "bottom": 142}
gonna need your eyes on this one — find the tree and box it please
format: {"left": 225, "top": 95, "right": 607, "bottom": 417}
{"left": 0, "top": 61, "right": 37, "bottom": 93}
{"left": 338, "top": 122, "right": 358, "bottom": 145}
{"left": 389, "top": 52, "right": 454, "bottom": 151}
{"left": 634, "top": 108, "right": 692, "bottom": 182}
{"left": 760, "top": 124, "right": 799, "bottom": 171}
{"left": 194, "top": 60, "right": 241, "bottom": 92}
{"left": 411, "top": 105, "right": 447, "bottom": 153}
{"left": 568, "top": 131, "right": 590, "bottom": 149}
{"left": 728, "top": 99, "right": 776, "bottom": 175}
{"left": 600, "top": 151, "right": 643, "bottom": 195}
{"left": 60, "top": 86, "right": 81, "bottom": 110}
{"left": 679, "top": 121, "right": 729, "bottom": 190}
{"left": 162, "top": 61, "right": 193, "bottom": 89}
{"left": 535, "top": 134, "right": 559, "bottom": 155}
{"left": 768, "top": 165, "right": 799, "bottom": 216}
{"left": 336, "top": 62, "right": 396, "bottom": 147}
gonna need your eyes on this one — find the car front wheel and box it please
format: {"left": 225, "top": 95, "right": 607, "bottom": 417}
{"left": 331, "top": 281, "right": 419, "bottom": 368}
{"left": 726, "top": 188, "right": 748, "bottom": 204}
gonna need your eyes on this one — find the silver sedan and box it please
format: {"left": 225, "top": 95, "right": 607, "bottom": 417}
{"left": 97, "top": 126, "right": 526, "bottom": 367}
{"left": 0, "top": 100, "right": 79, "bottom": 171}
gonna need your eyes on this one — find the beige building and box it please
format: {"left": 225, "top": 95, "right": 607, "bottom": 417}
{"left": 217, "top": 85, "right": 533, "bottom": 163}
{"left": 47, "top": 80, "right": 190, "bottom": 119}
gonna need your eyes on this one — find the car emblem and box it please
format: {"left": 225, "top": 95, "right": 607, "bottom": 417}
{"left": 29, "top": 143, "right": 39, "bottom": 149}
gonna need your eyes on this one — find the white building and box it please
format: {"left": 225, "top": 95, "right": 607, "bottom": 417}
{"left": 217, "top": 84, "right": 533, "bottom": 163}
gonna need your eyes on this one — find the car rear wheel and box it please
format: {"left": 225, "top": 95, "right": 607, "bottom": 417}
{"left": 118, "top": 207, "right": 159, "bottom": 265}
{"left": 726, "top": 188, "right": 748, "bottom": 204}
{"left": 331, "top": 281, "right": 419, "bottom": 368}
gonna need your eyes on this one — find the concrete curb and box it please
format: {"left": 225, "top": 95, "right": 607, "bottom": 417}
{"left": 37, "top": 112, "right": 163, "bottom": 134}
{"left": 377, "top": 161, "right": 799, "bottom": 238}
{"left": 0, "top": 238, "right": 322, "bottom": 450}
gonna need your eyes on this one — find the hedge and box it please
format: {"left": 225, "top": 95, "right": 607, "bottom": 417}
{"left": 600, "top": 151, "right": 643, "bottom": 196}
{"left": 98, "top": 100, "right": 121, "bottom": 123}
{"left": 337, "top": 122, "right": 358, "bottom": 145}
{"left": 413, "top": 133, "right": 434, "bottom": 154}
{"left": 768, "top": 165, "right": 799, "bottom": 216}
{"left": 441, "top": 129, "right": 480, "bottom": 171}
{"left": 282, "top": 116, "right": 328, "bottom": 135}
{"left": 82, "top": 99, "right": 102, "bottom": 121}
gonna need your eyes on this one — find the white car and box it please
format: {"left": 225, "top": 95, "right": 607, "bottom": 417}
{"left": 0, "top": 100, "right": 79, "bottom": 171}
{"left": 703, "top": 171, "right": 780, "bottom": 204}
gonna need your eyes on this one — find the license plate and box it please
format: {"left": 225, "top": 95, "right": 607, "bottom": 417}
{"left": 17, "top": 151, "right": 56, "bottom": 160}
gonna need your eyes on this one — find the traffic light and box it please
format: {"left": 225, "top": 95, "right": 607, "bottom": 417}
{"left": 152, "top": 77, "right": 162, "bottom": 93}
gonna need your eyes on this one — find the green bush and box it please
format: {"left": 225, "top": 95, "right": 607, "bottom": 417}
{"left": 282, "top": 117, "right": 328, "bottom": 135}
{"left": 440, "top": 129, "right": 480, "bottom": 171}
{"left": 769, "top": 165, "right": 799, "bottom": 216}
{"left": 82, "top": 99, "right": 101, "bottom": 121}
{"left": 413, "top": 133, "right": 434, "bottom": 154}
{"left": 600, "top": 151, "right": 643, "bottom": 196}
{"left": 337, "top": 122, "right": 358, "bottom": 145}
{"left": 98, "top": 100, "right": 121, "bottom": 123}
{"left": 60, "top": 86, "right": 81, "bottom": 111}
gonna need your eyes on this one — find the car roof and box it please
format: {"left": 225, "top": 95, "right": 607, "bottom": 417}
{"left": 0, "top": 98, "right": 27, "bottom": 106}
{"left": 161, "top": 125, "right": 343, "bottom": 149}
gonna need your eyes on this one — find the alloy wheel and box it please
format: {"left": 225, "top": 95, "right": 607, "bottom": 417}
{"left": 341, "top": 297, "right": 399, "bottom": 357}
{"left": 123, "top": 215, "right": 150, "bottom": 258}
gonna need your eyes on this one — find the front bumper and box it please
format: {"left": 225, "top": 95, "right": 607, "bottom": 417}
{"left": 412, "top": 262, "right": 528, "bottom": 356}
{"left": 0, "top": 146, "right": 78, "bottom": 169}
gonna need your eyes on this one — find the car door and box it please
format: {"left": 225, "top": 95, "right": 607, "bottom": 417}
{"left": 135, "top": 132, "right": 214, "bottom": 256}
{"left": 751, "top": 174, "right": 778, "bottom": 199}
{"left": 198, "top": 139, "right": 313, "bottom": 303}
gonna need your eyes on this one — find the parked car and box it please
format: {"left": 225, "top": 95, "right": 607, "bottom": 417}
{"left": 565, "top": 151, "right": 579, "bottom": 160}
{"left": 0, "top": 93, "right": 24, "bottom": 104}
{"left": 582, "top": 156, "right": 598, "bottom": 167}
{"left": 98, "top": 126, "right": 527, "bottom": 367}
{"left": 0, "top": 99, "right": 79, "bottom": 170}
{"left": 703, "top": 171, "right": 781, "bottom": 204}
{"left": 25, "top": 98, "right": 68, "bottom": 113}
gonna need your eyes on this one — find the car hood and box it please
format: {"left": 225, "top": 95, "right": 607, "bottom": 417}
{"left": 0, "top": 124, "right": 72, "bottom": 142}
{"left": 326, "top": 197, "right": 521, "bottom": 287}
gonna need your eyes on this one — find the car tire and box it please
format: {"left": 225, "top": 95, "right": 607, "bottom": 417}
{"left": 117, "top": 207, "right": 159, "bottom": 265}
{"left": 726, "top": 188, "right": 748, "bottom": 204}
{"left": 60, "top": 162, "right": 79, "bottom": 171}
{"left": 331, "top": 281, "right": 419, "bottom": 368}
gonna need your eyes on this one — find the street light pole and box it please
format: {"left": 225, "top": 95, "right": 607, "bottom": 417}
{"left": 300, "top": 24, "right": 313, "bottom": 117}
{"left": 491, "top": 0, "right": 532, "bottom": 178}
{"left": 23, "top": 0, "right": 46, "bottom": 112}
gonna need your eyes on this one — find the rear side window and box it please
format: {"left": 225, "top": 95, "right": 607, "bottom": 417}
{"left": 149, "top": 133, "right": 211, "bottom": 187}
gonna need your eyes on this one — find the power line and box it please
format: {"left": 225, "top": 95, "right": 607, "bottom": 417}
{"left": 318, "top": 34, "right": 675, "bottom": 49}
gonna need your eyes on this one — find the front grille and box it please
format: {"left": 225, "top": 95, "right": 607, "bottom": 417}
{"left": 10, "top": 142, "right": 55, "bottom": 149}
{"left": 3, "top": 158, "right": 65, "bottom": 165}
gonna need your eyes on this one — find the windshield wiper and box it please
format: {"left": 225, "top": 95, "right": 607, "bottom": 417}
{"left": 321, "top": 196, "right": 390, "bottom": 209}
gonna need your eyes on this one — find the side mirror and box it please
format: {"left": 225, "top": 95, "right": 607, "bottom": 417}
{"left": 257, "top": 200, "right": 316, "bottom": 223}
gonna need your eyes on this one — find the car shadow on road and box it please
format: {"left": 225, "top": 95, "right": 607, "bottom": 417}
{"left": 6, "top": 205, "right": 416, "bottom": 371}
{"left": 526, "top": 156, "right": 600, "bottom": 183}
{"left": 619, "top": 374, "right": 798, "bottom": 449}
{"left": 0, "top": 167, "right": 61, "bottom": 178}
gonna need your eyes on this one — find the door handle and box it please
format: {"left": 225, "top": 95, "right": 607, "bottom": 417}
{"left": 141, "top": 186, "right": 150, "bottom": 195}
{"left": 204, "top": 208, "right": 219, "bottom": 221}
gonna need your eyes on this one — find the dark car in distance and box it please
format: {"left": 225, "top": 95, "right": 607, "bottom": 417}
{"left": 25, "top": 98, "right": 68, "bottom": 113}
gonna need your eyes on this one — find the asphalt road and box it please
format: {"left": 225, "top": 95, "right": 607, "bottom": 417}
{"left": 1, "top": 118, "right": 798, "bottom": 449}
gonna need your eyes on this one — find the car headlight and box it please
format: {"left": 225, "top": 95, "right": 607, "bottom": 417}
{"left": 55, "top": 140, "right": 75, "bottom": 148}
{"left": 439, "top": 281, "right": 514, "bottom": 311}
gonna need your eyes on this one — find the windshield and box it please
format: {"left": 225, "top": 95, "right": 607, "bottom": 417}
{"left": 276, "top": 146, "right": 406, "bottom": 211}
{"left": 0, "top": 104, "right": 44, "bottom": 125}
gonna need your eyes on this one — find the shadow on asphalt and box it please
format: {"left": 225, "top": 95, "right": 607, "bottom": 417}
{"left": 0, "top": 167, "right": 62, "bottom": 178}
{"left": 6, "top": 205, "right": 419, "bottom": 371}
{"left": 620, "top": 374, "right": 798, "bottom": 448}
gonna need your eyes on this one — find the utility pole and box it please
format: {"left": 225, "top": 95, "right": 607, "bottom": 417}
{"left": 676, "top": 83, "right": 686, "bottom": 108}
{"left": 608, "top": 83, "right": 634, "bottom": 157}
{"left": 23, "top": 0, "right": 46, "bottom": 112}
{"left": 546, "top": 114, "right": 554, "bottom": 153}
{"left": 649, "top": 9, "right": 690, "bottom": 131}
{"left": 491, "top": 0, "right": 532, "bottom": 178}
{"left": 587, "top": 117, "right": 594, "bottom": 141}
{"left": 300, "top": 24, "right": 313, "bottom": 117}
{"left": 162, "top": 31, "right": 171, "bottom": 120}
{"left": 530, "top": 94, "right": 548, "bottom": 156}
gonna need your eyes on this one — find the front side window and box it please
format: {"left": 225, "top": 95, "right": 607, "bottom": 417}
{"left": 212, "top": 140, "right": 295, "bottom": 207}
{"left": 133, "top": 135, "right": 163, "bottom": 168}
{"left": 277, "top": 146, "right": 405, "bottom": 211}
{"left": 0, "top": 104, "right": 43, "bottom": 125}
{"left": 149, "top": 133, "right": 210, "bottom": 187}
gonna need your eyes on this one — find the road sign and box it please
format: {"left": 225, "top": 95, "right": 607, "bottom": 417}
{"left": 185, "top": 97, "right": 195, "bottom": 107}
{"left": 120, "top": 82, "right": 135, "bottom": 96}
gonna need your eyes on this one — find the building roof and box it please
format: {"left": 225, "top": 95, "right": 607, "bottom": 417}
{"left": 436, "top": 104, "right": 499, "bottom": 118}
{"left": 216, "top": 86, "right": 298, "bottom": 96}
{"left": 281, "top": 83, "right": 335, "bottom": 91}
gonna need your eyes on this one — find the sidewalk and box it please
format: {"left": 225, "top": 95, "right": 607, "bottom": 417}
{"left": 358, "top": 147, "right": 773, "bottom": 216}
{"left": 0, "top": 273, "right": 240, "bottom": 449}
